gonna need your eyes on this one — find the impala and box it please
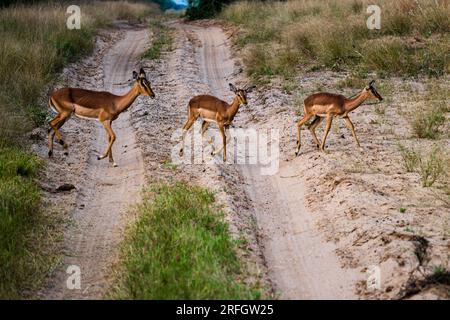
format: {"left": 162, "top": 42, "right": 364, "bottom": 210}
{"left": 295, "top": 80, "right": 383, "bottom": 156}
{"left": 179, "top": 83, "right": 255, "bottom": 162}
{"left": 47, "top": 68, "right": 155, "bottom": 167}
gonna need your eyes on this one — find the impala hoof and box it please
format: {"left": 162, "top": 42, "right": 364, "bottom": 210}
{"left": 179, "top": 149, "right": 183, "bottom": 156}
{"left": 64, "top": 151, "right": 69, "bottom": 156}
{"left": 295, "top": 151, "right": 298, "bottom": 157}
{"left": 113, "top": 163, "right": 118, "bottom": 167}
{"left": 48, "top": 150, "right": 53, "bottom": 158}
{"left": 59, "top": 139, "right": 65, "bottom": 146}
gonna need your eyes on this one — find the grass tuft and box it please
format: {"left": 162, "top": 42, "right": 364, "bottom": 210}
{"left": 111, "top": 182, "right": 262, "bottom": 299}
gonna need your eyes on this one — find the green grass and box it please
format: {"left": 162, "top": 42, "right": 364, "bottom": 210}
{"left": 0, "top": 145, "right": 57, "bottom": 299}
{"left": 111, "top": 182, "right": 262, "bottom": 299}
{"left": 144, "top": 20, "right": 172, "bottom": 60}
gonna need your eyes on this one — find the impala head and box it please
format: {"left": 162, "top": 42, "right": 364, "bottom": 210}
{"left": 133, "top": 68, "right": 155, "bottom": 99}
{"left": 365, "top": 80, "right": 383, "bottom": 102}
{"left": 229, "top": 83, "right": 256, "bottom": 106}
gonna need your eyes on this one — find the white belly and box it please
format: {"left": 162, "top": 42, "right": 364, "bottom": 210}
{"left": 74, "top": 113, "right": 99, "bottom": 121}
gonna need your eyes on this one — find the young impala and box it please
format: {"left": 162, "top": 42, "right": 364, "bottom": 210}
{"left": 179, "top": 83, "right": 255, "bottom": 162}
{"left": 47, "top": 68, "right": 155, "bottom": 167}
{"left": 295, "top": 80, "right": 383, "bottom": 156}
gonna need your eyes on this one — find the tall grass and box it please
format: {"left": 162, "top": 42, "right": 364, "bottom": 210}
{"left": 0, "top": 1, "right": 154, "bottom": 299}
{"left": 222, "top": 0, "right": 450, "bottom": 82}
{"left": 0, "top": 144, "right": 45, "bottom": 298}
{"left": 111, "top": 182, "right": 262, "bottom": 299}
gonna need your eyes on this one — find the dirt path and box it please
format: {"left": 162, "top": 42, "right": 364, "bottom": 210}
{"left": 39, "top": 24, "right": 147, "bottom": 299}
{"left": 176, "top": 22, "right": 364, "bottom": 299}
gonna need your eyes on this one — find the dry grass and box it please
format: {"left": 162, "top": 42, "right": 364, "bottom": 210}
{"left": 222, "top": 0, "right": 450, "bottom": 83}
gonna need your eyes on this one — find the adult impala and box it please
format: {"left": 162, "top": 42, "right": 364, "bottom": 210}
{"left": 295, "top": 80, "right": 383, "bottom": 156}
{"left": 179, "top": 83, "right": 255, "bottom": 162}
{"left": 47, "top": 68, "right": 155, "bottom": 166}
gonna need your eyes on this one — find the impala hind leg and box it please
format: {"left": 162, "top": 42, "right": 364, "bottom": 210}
{"left": 48, "top": 115, "right": 69, "bottom": 157}
{"left": 295, "top": 114, "right": 312, "bottom": 156}
{"left": 308, "top": 116, "right": 323, "bottom": 149}
{"left": 98, "top": 120, "right": 117, "bottom": 167}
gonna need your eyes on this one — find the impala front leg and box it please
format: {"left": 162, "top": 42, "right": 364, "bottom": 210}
{"left": 320, "top": 114, "right": 333, "bottom": 152}
{"left": 295, "top": 114, "right": 312, "bottom": 156}
{"left": 213, "top": 125, "right": 228, "bottom": 162}
{"left": 343, "top": 116, "right": 362, "bottom": 150}
{"left": 98, "top": 120, "right": 117, "bottom": 167}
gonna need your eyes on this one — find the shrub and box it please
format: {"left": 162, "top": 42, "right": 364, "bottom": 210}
{"left": 412, "top": 104, "right": 446, "bottom": 139}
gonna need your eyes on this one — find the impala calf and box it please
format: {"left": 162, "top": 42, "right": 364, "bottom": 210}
{"left": 179, "top": 83, "right": 255, "bottom": 162}
{"left": 48, "top": 68, "right": 155, "bottom": 166}
{"left": 295, "top": 80, "right": 383, "bottom": 156}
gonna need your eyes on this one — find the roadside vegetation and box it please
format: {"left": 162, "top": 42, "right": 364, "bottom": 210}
{"left": 221, "top": 0, "right": 449, "bottom": 84}
{"left": 144, "top": 19, "right": 173, "bottom": 60}
{"left": 0, "top": 0, "right": 153, "bottom": 299}
{"left": 111, "top": 182, "right": 263, "bottom": 299}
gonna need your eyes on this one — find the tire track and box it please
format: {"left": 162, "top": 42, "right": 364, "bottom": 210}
{"left": 40, "top": 24, "right": 147, "bottom": 300}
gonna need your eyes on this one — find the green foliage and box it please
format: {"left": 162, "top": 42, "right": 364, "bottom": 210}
{"left": 111, "top": 182, "right": 262, "bottom": 299}
{"left": 186, "top": 0, "right": 232, "bottom": 20}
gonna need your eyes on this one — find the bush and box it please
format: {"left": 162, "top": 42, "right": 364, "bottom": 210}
{"left": 186, "top": 0, "right": 231, "bottom": 20}
{"left": 412, "top": 104, "right": 446, "bottom": 139}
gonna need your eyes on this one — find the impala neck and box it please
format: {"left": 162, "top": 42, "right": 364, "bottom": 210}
{"left": 226, "top": 95, "right": 241, "bottom": 120}
{"left": 116, "top": 84, "right": 140, "bottom": 114}
{"left": 344, "top": 90, "right": 369, "bottom": 112}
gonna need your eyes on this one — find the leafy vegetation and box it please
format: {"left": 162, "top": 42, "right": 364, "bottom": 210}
{"left": 111, "top": 182, "right": 262, "bottom": 299}
{"left": 186, "top": 0, "right": 232, "bottom": 20}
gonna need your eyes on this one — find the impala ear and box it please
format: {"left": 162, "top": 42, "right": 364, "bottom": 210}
{"left": 132, "top": 71, "right": 138, "bottom": 80}
{"left": 245, "top": 85, "right": 256, "bottom": 93}
{"left": 229, "top": 83, "right": 237, "bottom": 93}
{"left": 139, "top": 68, "right": 146, "bottom": 78}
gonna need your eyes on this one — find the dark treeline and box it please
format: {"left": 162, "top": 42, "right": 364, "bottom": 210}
{"left": 186, "top": 0, "right": 233, "bottom": 19}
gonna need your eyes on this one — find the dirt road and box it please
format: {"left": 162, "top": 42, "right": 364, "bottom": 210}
{"left": 171, "top": 22, "right": 364, "bottom": 299}
{"left": 39, "top": 24, "right": 148, "bottom": 299}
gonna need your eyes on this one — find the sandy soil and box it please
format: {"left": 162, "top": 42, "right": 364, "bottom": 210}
{"left": 35, "top": 23, "right": 149, "bottom": 299}
{"left": 222, "top": 30, "right": 450, "bottom": 298}
{"left": 132, "top": 20, "right": 361, "bottom": 299}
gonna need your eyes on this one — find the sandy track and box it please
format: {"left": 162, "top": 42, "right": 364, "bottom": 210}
{"left": 174, "top": 22, "right": 363, "bottom": 299}
{"left": 39, "top": 24, "right": 147, "bottom": 299}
